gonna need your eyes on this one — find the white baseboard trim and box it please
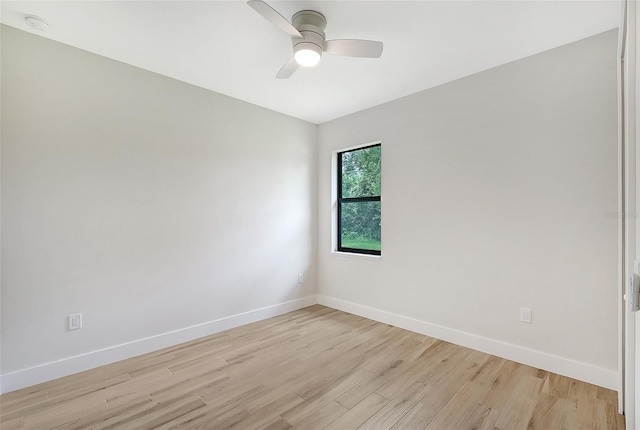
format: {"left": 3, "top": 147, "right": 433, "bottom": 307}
{"left": 318, "top": 295, "right": 618, "bottom": 391}
{"left": 0, "top": 295, "right": 318, "bottom": 394}
{"left": 2, "top": 294, "right": 618, "bottom": 394}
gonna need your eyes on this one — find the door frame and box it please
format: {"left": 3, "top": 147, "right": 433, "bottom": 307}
{"left": 619, "top": 0, "right": 638, "bottom": 426}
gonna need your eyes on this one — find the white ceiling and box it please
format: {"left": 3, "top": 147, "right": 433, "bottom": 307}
{"left": 1, "top": 1, "right": 620, "bottom": 124}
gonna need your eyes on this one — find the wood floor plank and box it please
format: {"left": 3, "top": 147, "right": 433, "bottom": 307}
{"left": 150, "top": 370, "right": 229, "bottom": 404}
{"left": 492, "top": 374, "right": 545, "bottom": 430}
{"left": 284, "top": 354, "right": 362, "bottom": 401}
{"left": 104, "top": 369, "right": 173, "bottom": 408}
{"left": 2, "top": 374, "right": 130, "bottom": 424}
{"left": 376, "top": 342, "right": 466, "bottom": 400}
{"left": 323, "top": 393, "right": 388, "bottom": 430}
{"left": 156, "top": 403, "right": 248, "bottom": 430}
{"left": 596, "top": 385, "right": 619, "bottom": 405}
{"left": 100, "top": 396, "right": 206, "bottom": 430}
{"left": 53, "top": 394, "right": 155, "bottom": 430}
{"left": 0, "top": 387, "right": 47, "bottom": 407}
{"left": 561, "top": 380, "right": 599, "bottom": 430}
{"left": 457, "top": 360, "right": 544, "bottom": 430}
{"left": 357, "top": 380, "right": 434, "bottom": 429}
{"left": 0, "top": 416, "right": 23, "bottom": 430}
{"left": 595, "top": 400, "right": 626, "bottom": 430}
{"left": 391, "top": 351, "right": 491, "bottom": 429}
{"left": 424, "top": 355, "right": 506, "bottom": 430}
{"left": 0, "top": 389, "right": 48, "bottom": 414}
{"left": 335, "top": 372, "right": 390, "bottom": 409}
{"left": 396, "top": 337, "right": 442, "bottom": 365}
{"left": 334, "top": 323, "right": 392, "bottom": 352}
{"left": 257, "top": 417, "right": 292, "bottom": 430}
{"left": 361, "top": 332, "right": 424, "bottom": 374}
{"left": 125, "top": 354, "right": 180, "bottom": 380}
{"left": 0, "top": 306, "right": 623, "bottom": 430}
{"left": 289, "top": 401, "right": 348, "bottom": 430}
{"left": 281, "top": 366, "right": 373, "bottom": 425}
{"left": 22, "top": 396, "right": 108, "bottom": 430}
{"left": 542, "top": 373, "right": 572, "bottom": 399}
{"left": 225, "top": 391, "right": 304, "bottom": 430}
{"left": 256, "top": 348, "right": 341, "bottom": 390}
{"left": 527, "top": 393, "right": 567, "bottom": 430}
{"left": 166, "top": 354, "right": 227, "bottom": 375}
{"left": 199, "top": 380, "right": 267, "bottom": 411}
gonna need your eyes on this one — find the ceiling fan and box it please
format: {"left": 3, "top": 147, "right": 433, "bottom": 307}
{"left": 247, "top": 0, "right": 384, "bottom": 79}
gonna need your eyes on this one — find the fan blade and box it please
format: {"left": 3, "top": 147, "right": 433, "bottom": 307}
{"left": 325, "top": 39, "right": 383, "bottom": 58}
{"left": 247, "top": 1, "right": 302, "bottom": 39}
{"left": 276, "top": 57, "right": 300, "bottom": 79}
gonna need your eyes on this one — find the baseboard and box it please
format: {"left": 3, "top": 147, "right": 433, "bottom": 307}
{"left": 2, "top": 294, "right": 618, "bottom": 394}
{"left": 318, "top": 294, "right": 618, "bottom": 391}
{"left": 0, "top": 295, "right": 318, "bottom": 394}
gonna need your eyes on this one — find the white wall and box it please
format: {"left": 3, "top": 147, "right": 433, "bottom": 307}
{"left": 0, "top": 26, "right": 317, "bottom": 391}
{"left": 318, "top": 30, "right": 619, "bottom": 389}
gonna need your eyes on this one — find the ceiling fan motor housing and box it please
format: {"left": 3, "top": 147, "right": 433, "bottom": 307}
{"left": 291, "top": 10, "right": 326, "bottom": 56}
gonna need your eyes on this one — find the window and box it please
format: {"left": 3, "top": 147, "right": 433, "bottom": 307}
{"left": 337, "top": 143, "right": 381, "bottom": 255}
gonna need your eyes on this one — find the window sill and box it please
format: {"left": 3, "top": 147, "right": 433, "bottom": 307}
{"left": 331, "top": 251, "right": 382, "bottom": 260}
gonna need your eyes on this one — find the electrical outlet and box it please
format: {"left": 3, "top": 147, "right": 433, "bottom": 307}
{"left": 298, "top": 273, "right": 304, "bottom": 284}
{"left": 68, "top": 313, "right": 82, "bottom": 330}
{"left": 520, "top": 308, "right": 532, "bottom": 324}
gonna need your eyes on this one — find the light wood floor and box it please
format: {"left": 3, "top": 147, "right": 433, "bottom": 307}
{"left": 0, "top": 305, "right": 624, "bottom": 430}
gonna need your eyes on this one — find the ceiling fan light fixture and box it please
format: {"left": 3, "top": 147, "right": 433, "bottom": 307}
{"left": 294, "top": 42, "right": 322, "bottom": 67}
{"left": 248, "top": 1, "right": 383, "bottom": 78}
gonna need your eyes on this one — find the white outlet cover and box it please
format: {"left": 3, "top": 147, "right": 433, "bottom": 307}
{"left": 520, "top": 308, "right": 532, "bottom": 324}
{"left": 68, "top": 313, "right": 82, "bottom": 330}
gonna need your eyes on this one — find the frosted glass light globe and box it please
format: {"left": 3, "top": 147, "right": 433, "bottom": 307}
{"left": 295, "top": 48, "right": 321, "bottom": 67}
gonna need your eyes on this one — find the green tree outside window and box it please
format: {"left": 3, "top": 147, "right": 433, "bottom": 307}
{"left": 337, "top": 144, "right": 381, "bottom": 254}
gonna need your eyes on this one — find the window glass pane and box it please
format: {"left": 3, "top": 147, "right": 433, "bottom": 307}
{"left": 341, "top": 146, "right": 381, "bottom": 198}
{"left": 340, "top": 201, "right": 381, "bottom": 251}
